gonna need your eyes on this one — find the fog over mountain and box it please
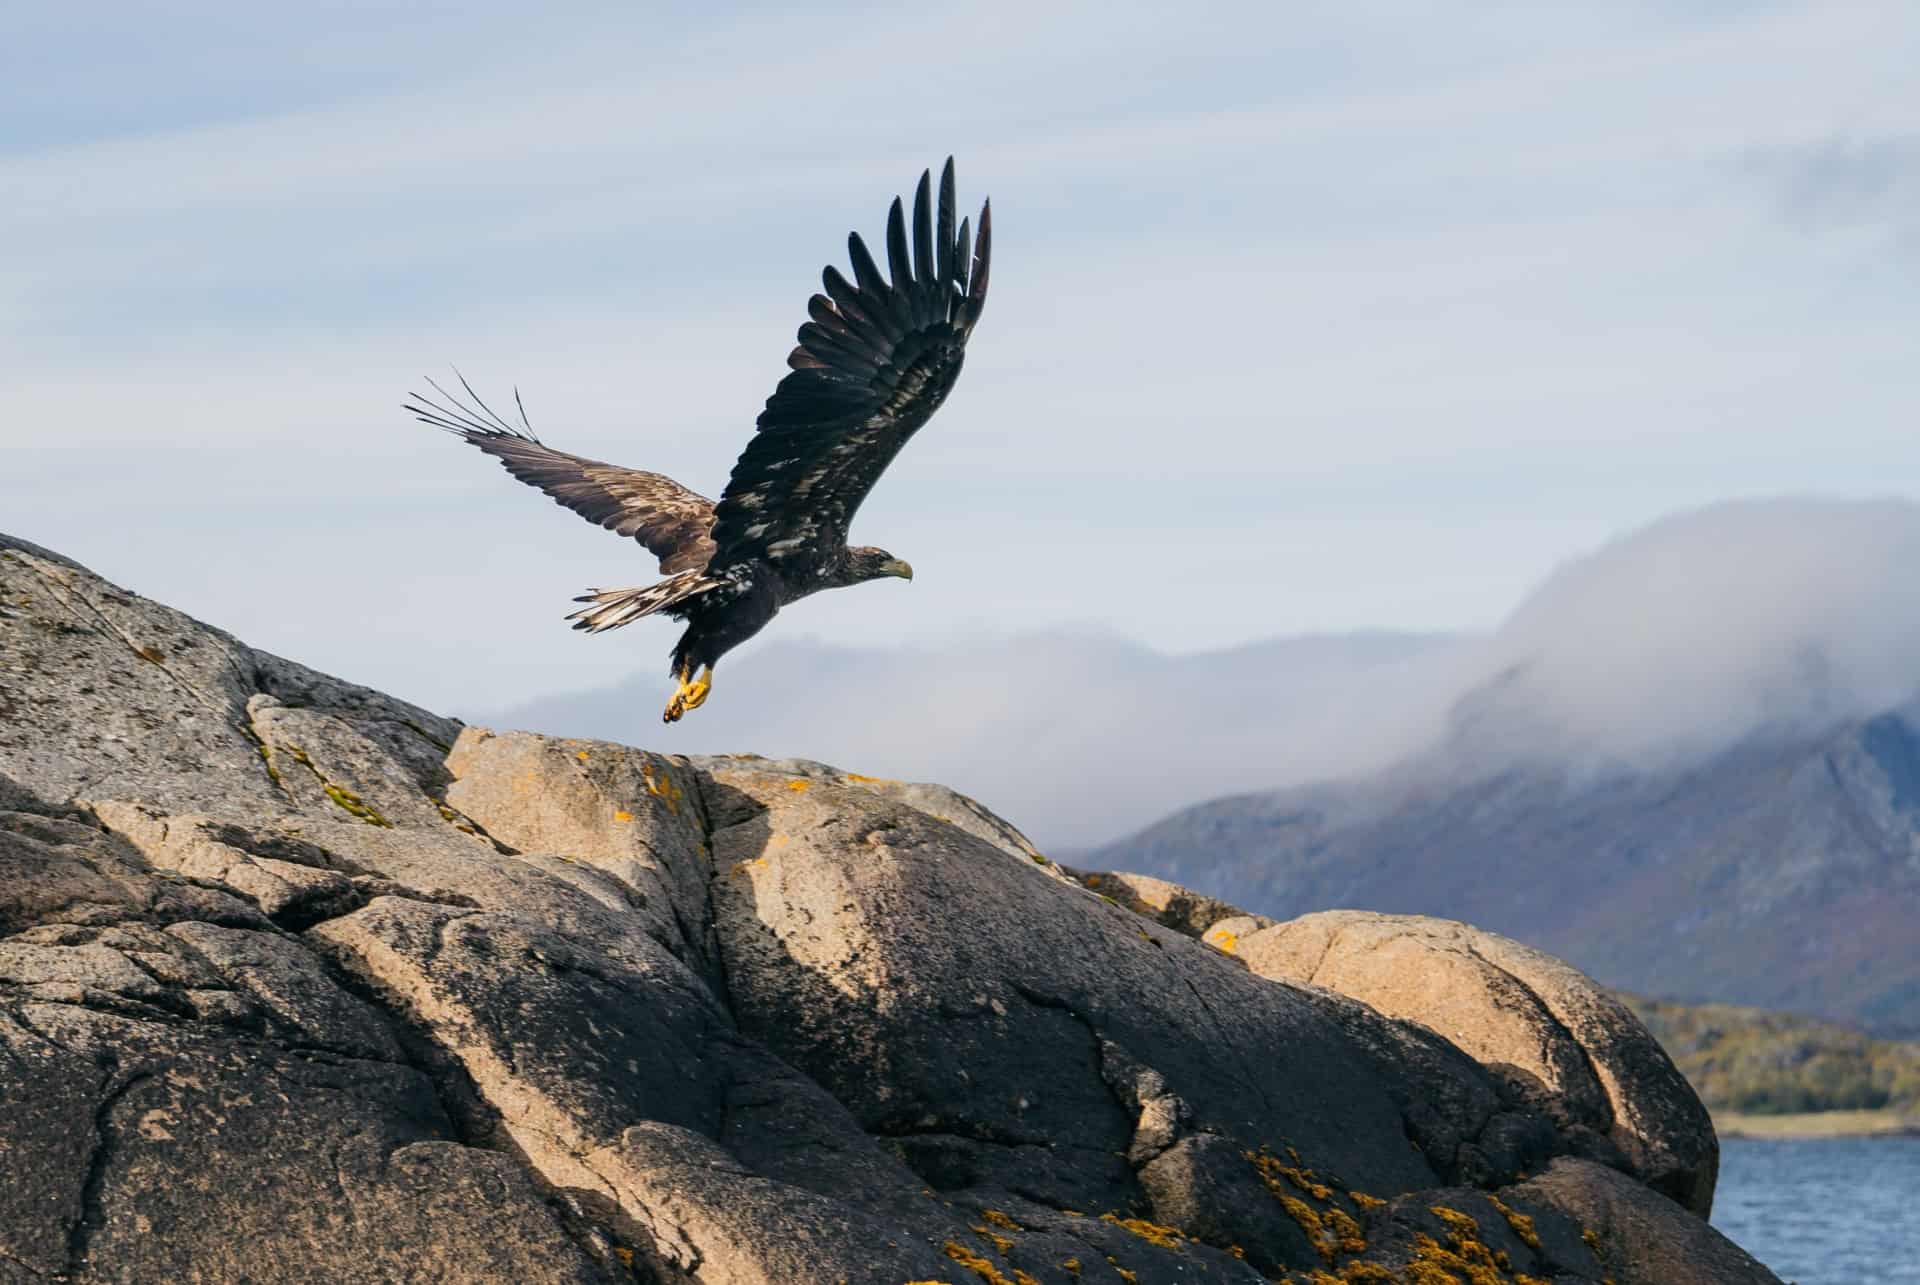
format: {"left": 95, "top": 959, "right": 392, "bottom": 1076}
{"left": 490, "top": 630, "right": 1468, "bottom": 850}
{"left": 494, "top": 497, "right": 1920, "bottom": 849}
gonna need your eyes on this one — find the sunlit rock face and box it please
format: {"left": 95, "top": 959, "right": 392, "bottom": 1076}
{"left": 0, "top": 533, "right": 1775, "bottom": 1284}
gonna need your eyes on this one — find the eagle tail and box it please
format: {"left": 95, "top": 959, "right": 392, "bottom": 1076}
{"left": 567, "top": 572, "right": 714, "bottom": 634}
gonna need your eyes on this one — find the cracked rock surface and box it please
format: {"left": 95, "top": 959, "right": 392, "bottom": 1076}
{"left": 0, "top": 534, "right": 1776, "bottom": 1285}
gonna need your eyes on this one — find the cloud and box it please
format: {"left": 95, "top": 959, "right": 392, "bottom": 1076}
{"left": 493, "top": 498, "right": 1920, "bottom": 849}
{"left": 488, "top": 629, "right": 1469, "bottom": 851}
{"left": 1443, "top": 496, "right": 1920, "bottom": 773}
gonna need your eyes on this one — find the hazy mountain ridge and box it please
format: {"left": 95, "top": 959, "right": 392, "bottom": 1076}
{"left": 1096, "top": 704, "right": 1920, "bottom": 1034}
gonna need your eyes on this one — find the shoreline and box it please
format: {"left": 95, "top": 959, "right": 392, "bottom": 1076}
{"left": 1714, "top": 1109, "right": 1920, "bottom": 1140}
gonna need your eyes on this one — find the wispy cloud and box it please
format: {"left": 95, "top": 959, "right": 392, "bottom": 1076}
{"left": 493, "top": 498, "right": 1920, "bottom": 848}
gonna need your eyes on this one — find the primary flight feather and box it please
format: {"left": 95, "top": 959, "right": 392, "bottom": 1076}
{"left": 408, "top": 159, "right": 991, "bottom": 722}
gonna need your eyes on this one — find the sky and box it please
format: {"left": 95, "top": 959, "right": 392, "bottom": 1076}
{"left": 5, "top": 1, "right": 1920, "bottom": 725}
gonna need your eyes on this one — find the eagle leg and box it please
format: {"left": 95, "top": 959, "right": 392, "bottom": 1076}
{"left": 662, "top": 664, "right": 715, "bottom": 724}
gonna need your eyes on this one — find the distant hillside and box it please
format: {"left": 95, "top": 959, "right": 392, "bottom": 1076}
{"left": 1095, "top": 706, "right": 1920, "bottom": 1034}
{"left": 1623, "top": 995, "right": 1920, "bottom": 1117}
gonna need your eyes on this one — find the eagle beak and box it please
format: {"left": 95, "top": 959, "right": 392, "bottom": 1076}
{"left": 883, "top": 558, "right": 914, "bottom": 581}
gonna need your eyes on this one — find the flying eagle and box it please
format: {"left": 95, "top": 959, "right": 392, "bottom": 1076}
{"left": 408, "top": 160, "right": 991, "bottom": 722}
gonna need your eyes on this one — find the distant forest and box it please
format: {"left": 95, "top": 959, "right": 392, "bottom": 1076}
{"left": 1625, "top": 995, "right": 1920, "bottom": 1116}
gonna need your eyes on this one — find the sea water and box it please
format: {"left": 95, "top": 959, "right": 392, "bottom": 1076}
{"left": 1712, "top": 1136, "right": 1920, "bottom": 1284}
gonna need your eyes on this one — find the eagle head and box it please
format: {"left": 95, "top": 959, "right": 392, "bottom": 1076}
{"left": 847, "top": 546, "right": 913, "bottom": 583}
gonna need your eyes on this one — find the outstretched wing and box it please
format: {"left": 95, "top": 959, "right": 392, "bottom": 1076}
{"left": 408, "top": 378, "right": 717, "bottom": 574}
{"left": 706, "top": 158, "right": 991, "bottom": 573}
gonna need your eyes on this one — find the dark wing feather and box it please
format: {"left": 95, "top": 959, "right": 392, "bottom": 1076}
{"left": 407, "top": 379, "right": 717, "bottom": 574}
{"left": 707, "top": 158, "right": 991, "bottom": 574}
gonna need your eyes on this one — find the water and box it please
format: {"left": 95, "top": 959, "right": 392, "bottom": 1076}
{"left": 1712, "top": 1136, "right": 1920, "bottom": 1284}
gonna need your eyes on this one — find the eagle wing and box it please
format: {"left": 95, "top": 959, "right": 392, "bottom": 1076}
{"left": 408, "top": 379, "right": 717, "bottom": 574}
{"left": 706, "top": 158, "right": 991, "bottom": 574}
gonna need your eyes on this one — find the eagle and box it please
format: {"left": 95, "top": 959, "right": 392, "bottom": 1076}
{"left": 408, "top": 160, "right": 991, "bottom": 723}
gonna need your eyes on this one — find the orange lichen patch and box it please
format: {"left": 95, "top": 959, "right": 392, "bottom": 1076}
{"left": 1348, "top": 1191, "right": 1387, "bottom": 1212}
{"left": 1060, "top": 1256, "right": 1082, "bottom": 1277}
{"left": 1084, "top": 874, "right": 1103, "bottom": 887}
{"left": 1407, "top": 1210, "right": 1511, "bottom": 1285}
{"left": 842, "top": 772, "right": 898, "bottom": 785}
{"left": 1227, "top": 1244, "right": 1246, "bottom": 1259}
{"left": 1099, "top": 1213, "right": 1182, "bottom": 1250}
{"left": 1013, "top": 1273, "right": 1039, "bottom": 1285}
{"left": 1515, "top": 1276, "right": 1552, "bottom": 1285}
{"left": 978, "top": 1209, "right": 1023, "bottom": 1231}
{"left": 1582, "top": 1227, "right": 1605, "bottom": 1259}
{"left": 943, "top": 1241, "right": 1015, "bottom": 1285}
{"left": 1486, "top": 1195, "right": 1541, "bottom": 1250}
{"left": 786, "top": 778, "right": 811, "bottom": 792}
{"left": 1332, "top": 1265, "right": 1397, "bottom": 1283}
{"left": 1280, "top": 1195, "right": 1335, "bottom": 1261}
{"left": 575, "top": 749, "right": 591, "bottom": 761}
{"left": 1248, "top": 1147, "right": 1334, "bottom": 1201}
{"left": 970, "top": 1226, "right": 1015, "bottom": 1255}
{"left": 1104, "top": 1258, "right": 1137, "bottom": 1285}
{"left": 640, "top": 760, "right": 684, "bottom": 813}
{"left": 612, "top": 1246, "right": 633, "bottom": 1268}
{"left": 1211, "top": 930, "right": 1240, "bottom": 954}
{"left": 135, "top": 644, "right": 165, "bottom": 663}
{"left": 1322, "top": 1205, "right": 1367, "bottom": 1253}
{"left": 613, "top": 810, "right": 633, "bottom": 823}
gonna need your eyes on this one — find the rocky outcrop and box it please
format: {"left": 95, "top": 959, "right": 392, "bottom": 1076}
{"left": 1202, "top": 910, "right": 1718, "bottom": 1217}
{"left": 0, "top": 534, "right": 1776, "bottom": 1284}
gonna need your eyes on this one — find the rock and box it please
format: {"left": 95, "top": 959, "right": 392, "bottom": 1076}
{"left": 1220, "top": 909, "right": 1718, "bottom": 1216}
{"left": 1512, "top": 1158, "right": 1782, "bottom": 1285}
{"left": 1060, "top": 867, "right": 1277, "bottom": 939}
{"left": 0, "top": 533, "right": 1777, "bottom": 1284}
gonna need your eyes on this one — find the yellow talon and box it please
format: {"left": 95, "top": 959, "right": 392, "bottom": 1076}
{"left": 661, "top": 665, "right": 714, "bottom": 723}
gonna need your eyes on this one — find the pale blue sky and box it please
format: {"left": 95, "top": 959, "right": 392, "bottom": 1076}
{"left": 5, "top": 2, "right": 1918, "bottom": 716}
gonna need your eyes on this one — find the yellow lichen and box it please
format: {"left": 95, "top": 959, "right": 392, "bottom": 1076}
{"left": 978, "top": 1209, "right": 1022, "bottom": 1231}
{"left": 613, "top": 810, "right": 633, "bottom": 822}
{"left": 1248, "top": 1147, "right": 1334, "bottom": 1200}
{"left": 1013, "top": 1273, "right": 1039, "bottom": 1285}
{"left": 1348, "top": 1191, "right": 1387, "bottom": 1212}
{"left": 640, "top": 760, "right": 684, "bottom": 813}
{"left": 1334, "top": 1265, "right": 1397, "bottom": 1283}
{"left": 1281, "top": 1195, "right": 1334, "bottom": 1261}
{"left": 612, "top": 1246, "right": 634, "bottom": 1268}
{"left": 1061, "top": 1257, "right": 1081, "bottom": 1277}
{"left": 1104, "top": 1258, "right": 1136, "bottom": 1285}
{"left": 970, "top": 1226, "right": 1015, "bottom": 1255}
{"left": 323, "top": 783, "right": 392, "bottom": 828}
{"left": 1582, "top": 1227, "right": 1605, "bottom": 1260}
{"left": 1410, "top": 1210, "right": 1509, "bottom": 1285}
{"left": 1098, "top": 1213, "right": 1182, "bottom": 1249}
{"left": 786, "top": 779, "right": 811, "bottom": 792}
{"left": 1486, "top": 1195, "right": 1541, "bottom": 1250}
{"left": 1211, "top": 929, "right": 1240, "bottom": 954}
{"left": 1322, "top": 1205, "right": 1367, "bottom": 1253}
{"left": 575, "top": 749, "right": 590, "bottom": 761}
{"left": 943, "top": 1241, "right": 1014, "bottom": 1285}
